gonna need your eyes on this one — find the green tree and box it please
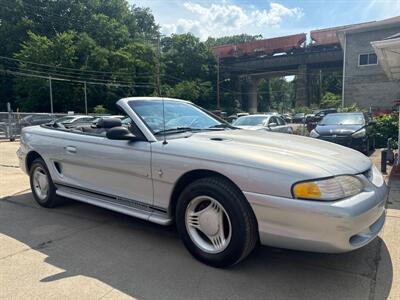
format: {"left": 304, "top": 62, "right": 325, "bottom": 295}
{"left": 320, "top": 92, "right": 341, "bottom": 108}
{"left": 0, "top": 0, "right": 160, "bottom": 111}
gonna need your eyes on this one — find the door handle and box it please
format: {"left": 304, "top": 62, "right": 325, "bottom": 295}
{"left": 65, "top": 146, "right": 77, "bottom": 154}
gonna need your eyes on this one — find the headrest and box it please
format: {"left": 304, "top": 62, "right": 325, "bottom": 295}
{"left": 96, "top": 118, "right": 122, "bottom": 128}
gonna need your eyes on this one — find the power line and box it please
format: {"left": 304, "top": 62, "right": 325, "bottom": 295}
{"left": 2, "top": 64, "right": 149, "bottom": 86}
{"left": 0, "top": 68, "right": 155, "bottom": 88}
{"left": 0, "top": 56, "right": 156, "bottom": 77}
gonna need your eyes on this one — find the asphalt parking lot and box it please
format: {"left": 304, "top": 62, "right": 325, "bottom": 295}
{"left": 1, "top": 141, "right": 399, "bottom": 300}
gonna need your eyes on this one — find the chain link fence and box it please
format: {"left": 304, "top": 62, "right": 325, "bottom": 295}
{"left": 0, "top": 112, "right": 67, "bottom": 141}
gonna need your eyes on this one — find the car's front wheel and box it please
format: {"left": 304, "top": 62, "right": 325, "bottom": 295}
{"left": 176, "top": 177, "right": 258, "bottom": 267}
{"left": 29, "top": 158, "right": 62, "bottom": 208}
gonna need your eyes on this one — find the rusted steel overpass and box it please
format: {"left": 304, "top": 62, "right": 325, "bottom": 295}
{"left": 224, "top": 48, "right": 343, "bottom": 112}
{"left": 212, "top": 25, "right": 363, "bottom": 112}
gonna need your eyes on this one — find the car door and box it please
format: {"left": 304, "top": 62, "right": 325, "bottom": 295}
{"left": 267, "top": 116, "right": 280, "bottom": 132}
{"left": 53, "top": 117, "right": 153, "bottom": 205}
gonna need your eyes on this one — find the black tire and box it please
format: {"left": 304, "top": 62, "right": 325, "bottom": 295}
{"left": 29, "top": 158, "right": 62, "bottom": 208}
{"left": 176, "top": 177, "right": 258, "bottom": 267}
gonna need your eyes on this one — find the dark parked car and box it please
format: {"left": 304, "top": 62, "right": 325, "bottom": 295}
{"left": 282, "top": 113, "right": 293, "bottom": 123}
{"left": 309, "top": 112, "right": 374, "bottom": 154}
{"left": 313, "top": 108, "right": 338, "bottom": 122}
{"left": 20, "top": 114, "right": 53, "bottom": 127}
{"left": 306, "top": 108, "right": 338, "bottom": 132}
{"left": 293, "top": 113, "right": 306, "bottom": 123}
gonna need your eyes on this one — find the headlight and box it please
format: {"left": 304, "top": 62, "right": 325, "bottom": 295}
{"left": 309, "top": 129, "right": 319, "bottom": 138}
{"left": 351, "top": 128, "right": 366, "bottom": 138}
{"left": 292, "top": 175, "right": 363, "bottom": 201}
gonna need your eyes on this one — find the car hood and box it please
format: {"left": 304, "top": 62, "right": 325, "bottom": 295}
{"left": 315, "top": 124, "right": 363, "bottom": 136}
{"left": 171, "top": 129, "right": 371, "bottom": 178}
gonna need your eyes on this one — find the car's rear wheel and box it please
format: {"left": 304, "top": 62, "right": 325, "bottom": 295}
{"left": 29, "top": 158, "right": 62, "bottom": 208}
{"left": 176, "top": 177, "right": 258, "bottom": 267}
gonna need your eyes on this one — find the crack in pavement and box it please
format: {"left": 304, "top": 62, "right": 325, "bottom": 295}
{"left": 0, "top": 220, "right": 113, "bottom": 261}
{"left": 0, "top": 164, "right": 19, "bottom": 168}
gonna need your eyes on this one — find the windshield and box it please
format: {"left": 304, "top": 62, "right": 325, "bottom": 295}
{"left": 128, "top": 99, "right": 224, "bottom": 134}
{"left": 319, "top": 114, "right": 365, "bottom": 125}
{"left": 233, "top": 116, "right": 268, "bottom": 126}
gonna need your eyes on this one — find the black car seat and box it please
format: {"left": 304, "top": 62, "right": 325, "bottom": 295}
{"left": 81, "top": 118, "right": 121, "bottom": 135}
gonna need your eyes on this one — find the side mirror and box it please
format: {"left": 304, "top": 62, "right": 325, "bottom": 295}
{"left": 106, "top": 126, "right": 141, "bottom": 141}
{"left": 268, "top": 122, "right": 278, "bottom": 128}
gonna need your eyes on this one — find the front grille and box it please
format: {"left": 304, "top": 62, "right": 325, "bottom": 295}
{"left": 319, "top": 135, "right": 352, "bottom": 146}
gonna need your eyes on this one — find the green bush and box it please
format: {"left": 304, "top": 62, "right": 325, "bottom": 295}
{"left": 294, "top": 106, "right": 313, "bottom": 114}
{"left": 320, "top": 92, "right": 341, "bottom": 108}
{"left": 93, "top": 104, "right": 107, "bottom": 114}
{"left": 370, "top": 114, "right": 399, "bottom": 149}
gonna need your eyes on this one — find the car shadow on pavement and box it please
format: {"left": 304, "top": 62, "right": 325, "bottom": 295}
{"left": 0, "top": 192, "right": 393, "bottom": 300}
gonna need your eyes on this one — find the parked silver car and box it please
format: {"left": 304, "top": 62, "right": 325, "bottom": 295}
{"left": 233, "top": 114, "right": 293, "bottom": 134}
{"left": 17, "top": 97, "right": 387, "bottom": 267}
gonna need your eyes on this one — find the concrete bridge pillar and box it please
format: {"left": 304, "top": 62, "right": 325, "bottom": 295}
{"left": 249, "top": 77, "right": 260, "bottom": 114}
{"left": 296, "top": 64, "right": 309, "bottom": 107}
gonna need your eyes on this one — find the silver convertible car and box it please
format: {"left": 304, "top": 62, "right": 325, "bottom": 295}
{"left": 17, "top": 97, "right": 388, "bottom": 267}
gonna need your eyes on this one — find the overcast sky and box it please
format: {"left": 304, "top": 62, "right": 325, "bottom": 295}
{"left": 130, "top": 0, "right": 400, "bottom": 40}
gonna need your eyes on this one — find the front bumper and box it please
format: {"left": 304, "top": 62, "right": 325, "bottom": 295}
{"left": 318, "top": 135, "right": 367, "bottom": 152}
{"left": 245, "top": 174, "right": 388, "bottom": 253}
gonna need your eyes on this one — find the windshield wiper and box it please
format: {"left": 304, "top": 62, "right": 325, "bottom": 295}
{"left": 208, "top": 124, "right": 233, "bottom": 129}
{"left": 154, "top": 127, "right": 200, "bottom": 135}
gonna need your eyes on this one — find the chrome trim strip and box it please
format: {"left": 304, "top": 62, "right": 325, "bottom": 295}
{"left": 55, "top": 183, "right": 172, "bottom": 225}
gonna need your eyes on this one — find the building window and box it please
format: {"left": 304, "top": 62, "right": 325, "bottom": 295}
{"left": 359, "top": 53, "right": 378, "bottom": 66}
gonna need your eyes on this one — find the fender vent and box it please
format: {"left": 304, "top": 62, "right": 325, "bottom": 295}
{"left": 54, "top": 162, "right": 63, "bottom": 174}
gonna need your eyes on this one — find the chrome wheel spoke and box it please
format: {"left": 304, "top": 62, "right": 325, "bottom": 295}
{"left": 209, "top": 228, "right": 226, "bottom": 250}
{"left": 32, "top": 167, "right": 49, "bottom": 200}
{"left": 187, "top": 213, "right": 200, "bottom": 229}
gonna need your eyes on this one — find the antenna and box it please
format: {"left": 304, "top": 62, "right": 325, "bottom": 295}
{"left": 162, "top": 97, "right": 167, "bottom": 145}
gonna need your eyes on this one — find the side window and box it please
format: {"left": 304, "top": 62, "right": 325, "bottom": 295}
{"left": 359, "top": 53, "right": 378, "bottom": 66}
{"left": 268, "top": 117, "right": 277, "bottom": 125}
{"left": 276, "top": 117, "right": 285, "bottom": 125}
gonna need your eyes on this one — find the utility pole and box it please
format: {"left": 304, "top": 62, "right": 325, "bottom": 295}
{"left": 156, "top": 34, "right": 161, "bottom": 97}
{"left": 49, "top": 76, "right": 54, "bottom": 115}
{"left": 216, "top": 56, "right": 220, "bottom": 110}
{"left": 84, "top": 81, "right": 88, "bottom": 115}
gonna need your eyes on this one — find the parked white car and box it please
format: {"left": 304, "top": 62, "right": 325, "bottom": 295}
{"left": 233, "top": 114, "right": 293, "bottom": 134}
{"left": 17, "top": 97, "right": 387, "bottom": 267}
